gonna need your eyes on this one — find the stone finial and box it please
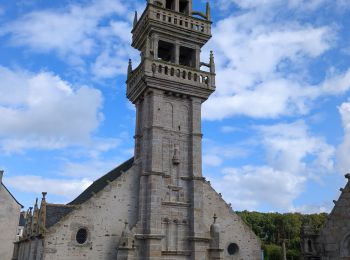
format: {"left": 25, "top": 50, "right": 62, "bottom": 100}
{"left": 42, "top": 192, "right": 47, "bottom": 200}
{"left": 133, "top": 11, "right": 138, "bottom": 27}
{"left": 128, "top": 59, "right": 133, "bottom": 77}
{"left": 340, "top": 188, "right": 345, "bottom": 192}
{"left": 34, "top": 198, "right": 38, "bottom": 207}
{"left": 345, "top": 173, "right": 350, "bottom": 180}
{"left": 209, "top": 51, "right": 215, "bottom": 74}
{"left": 206, "top": 2, "right": 211, "bottom": 20}
{"left": 333, "top": 200, "right": 337, "bottom": 204}
{"left": 213, "top": 213, "right": 217, "bottom": 223}
{"left": 0, "top": 169, "right": 3, "bottom": 183}
{"left": 29, "top": 207, "right": 33, "bottom": 215}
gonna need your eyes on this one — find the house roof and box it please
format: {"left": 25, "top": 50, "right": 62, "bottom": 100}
{"left": 1, "top": 183, "right": 23, "bottom": 208}
{"left": 68, "top": 157, "right": 134, "bottom": 205}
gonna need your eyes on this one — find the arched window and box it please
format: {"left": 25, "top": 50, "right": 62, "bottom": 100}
{"left": 76, "top": 228, "right": 88, "bottom": 244}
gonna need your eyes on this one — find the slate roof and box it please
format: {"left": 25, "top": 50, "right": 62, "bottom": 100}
{"left": 68, "top": 157, "right": 134, "bottom": 205}
{"left": 45, "top": 204, "right": 76, "bottom": 229}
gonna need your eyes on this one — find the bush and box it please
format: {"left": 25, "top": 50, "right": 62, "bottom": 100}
{"left": 287, "top": 249, "right": 300, "bottom": 260}
{"left": 264, "top": 244, "right": 283, "bottom": 260}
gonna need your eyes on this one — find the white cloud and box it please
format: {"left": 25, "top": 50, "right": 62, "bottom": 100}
{"left": 220, "top": 0, "right": 327, "bottom": 10}
{"left": 220, "top": 126, "right": 240, "bottom": 133}
{"left": 321, "top": 68, "right": 350, "bottom": 95}
{"left": 60, "top": 155, "right": 127, "bottom": 179}
{"left": 337, "top": 101, "right": 350, "bottom": 173}
{"left": 203, "top": 139, "right": 250, "bottom": 167}
{"left": 6, "top": 175, "right": 92, "bottom": 199}
{"left": 203, "top": 154, "right": 223, "bottom": 167}
{"left": 258, "top": 121, "right": 335, "bottom": 175}
{"left": 209, "top": 120, "right": 335, "bottom": 211}
{"left": 290, "top": 203, "right": 332, "bottom": 214}
{"left": 1, "top": 0, "right": 140, "bottom": 78}
{"left": 2, "top": 0, "right": 127, "bottom": 55}
{"left": 211, "top": 166, "right": 306, "bottom": 211}
{"left": 0, "top": 66, "right": 103, "bottom": 153}
{"left": 204, "top": 1, "right": 350, "bottom": 123}
{"left": 202, "top": 1, "right": 343, "bottom": 120}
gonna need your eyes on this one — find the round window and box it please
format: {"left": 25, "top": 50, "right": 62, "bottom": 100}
{"left": 227, "top": 243, "right": 239, "bottom": 255}
{"left": 76, "top": 228, "right": 88, "bottom": 244}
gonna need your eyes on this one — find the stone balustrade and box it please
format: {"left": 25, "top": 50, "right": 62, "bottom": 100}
{"left": 127, "top": 59, "right": 215, "bottom": 96}
{"left": 133, "top": 4, "right": 211, "bottom": 42}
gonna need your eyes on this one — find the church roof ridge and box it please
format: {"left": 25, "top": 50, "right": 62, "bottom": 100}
{"left": 46, "top": 203, "right": 76, "bottom": 207}
{"left": 68, "top": 157, "right": 134, "bottom": 205}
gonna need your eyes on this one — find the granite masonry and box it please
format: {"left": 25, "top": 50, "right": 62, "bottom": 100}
{"left": 13, "top": 0, "right": 261, "bottom": 259}
{"left": 0, "top": 170, "right": 23, "bottom": 260}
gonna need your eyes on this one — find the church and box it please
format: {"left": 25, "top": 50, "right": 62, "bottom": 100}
{"left": 13, "top": 1, "right": 261, "bottom": 259}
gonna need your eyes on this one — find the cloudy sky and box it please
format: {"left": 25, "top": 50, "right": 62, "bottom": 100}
{"left": 1, "top": 0, "right": 350, "bottom": 213}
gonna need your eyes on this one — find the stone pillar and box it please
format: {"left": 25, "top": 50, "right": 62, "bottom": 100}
{"left": 175, "top": 41, "right": 180, "bottom": 65}
{"left": 189, "top": 97, "right": 208, "bottom": 259}
{"left": 175, "top": 0, "right": 180, "bottom": 12}
{"left": 134, "top": 100, "right": 142, "bottom": 160}
{"left": 191, "top": 97, "right": 202, "bottom": 178}
{"left": 195, "top": 47, "right": 201, "bottom": 70}
{"left": 153, "top": 35, "right": 159, "bottom": 60}
{"left": 136, "top": 90, "right": 165, "bottom": 260}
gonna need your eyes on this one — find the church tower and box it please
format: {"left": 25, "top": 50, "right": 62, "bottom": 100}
{"left": 127, "top": 0, "right": 215, "bottom": 259}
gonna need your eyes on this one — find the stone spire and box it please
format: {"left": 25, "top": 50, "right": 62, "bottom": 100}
{"left": 133, "top": 11, "right": 138, "bottom": 27}
{"left": 32, "top": 198, "right": 39, "bottom": 235}
{"left": 206, "top": 2, "right": 211, "bottom": 20}
{"left": 127, "top": 59, "right": 132, "bottom": 77}
{"left": 39, "top": 192, "right": 47, "bottom": 234}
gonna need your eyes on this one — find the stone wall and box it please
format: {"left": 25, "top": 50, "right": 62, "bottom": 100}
{"left": 0, "top": 184, "right": 22, "bottom": 260}
{"left": 203, "top": 181, "right": 261, "bottom": 260}
{"left": 43, "top": 166, "right": 138, "bottom": 260}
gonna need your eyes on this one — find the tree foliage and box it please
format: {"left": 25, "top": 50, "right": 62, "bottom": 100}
{"left": 236, "top": 211, "right": 328, "bottom": 260}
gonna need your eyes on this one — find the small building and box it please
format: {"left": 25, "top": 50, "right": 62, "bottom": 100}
{"left": 301, "top": 174, "right": 350, "bottom": 260}
{"left": 0, "top": 170, "right": 23, "bottom": 260}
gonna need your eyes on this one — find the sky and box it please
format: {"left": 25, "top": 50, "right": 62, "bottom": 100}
{"left": 1, "top": 0, "right": 350, "bottom": 214}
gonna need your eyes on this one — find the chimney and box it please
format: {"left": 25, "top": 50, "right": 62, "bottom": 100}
{"left": 0, "top": 170, "right": 3, "bottom": 183}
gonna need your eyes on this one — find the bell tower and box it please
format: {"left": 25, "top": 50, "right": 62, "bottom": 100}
{"left": 127, "top": 0, "right": 215, "bottom": 259}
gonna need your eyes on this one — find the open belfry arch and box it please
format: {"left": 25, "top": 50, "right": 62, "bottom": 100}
{"left": 13, "top": 1, "right": 261, "bottom": 259}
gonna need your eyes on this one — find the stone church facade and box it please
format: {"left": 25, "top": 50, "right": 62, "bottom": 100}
{"left": 301, "top": 174, "right": 350, "bottom": 260}
{"left": 13, "top": 0, "right": 261, "bottom": 259}
{"left": 0, "top": 170, "right": 23, "bottom": 260}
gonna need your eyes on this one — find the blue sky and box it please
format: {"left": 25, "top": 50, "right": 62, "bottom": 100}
{"left": 1, "top": 0, "right": 350, "bottom": 213}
